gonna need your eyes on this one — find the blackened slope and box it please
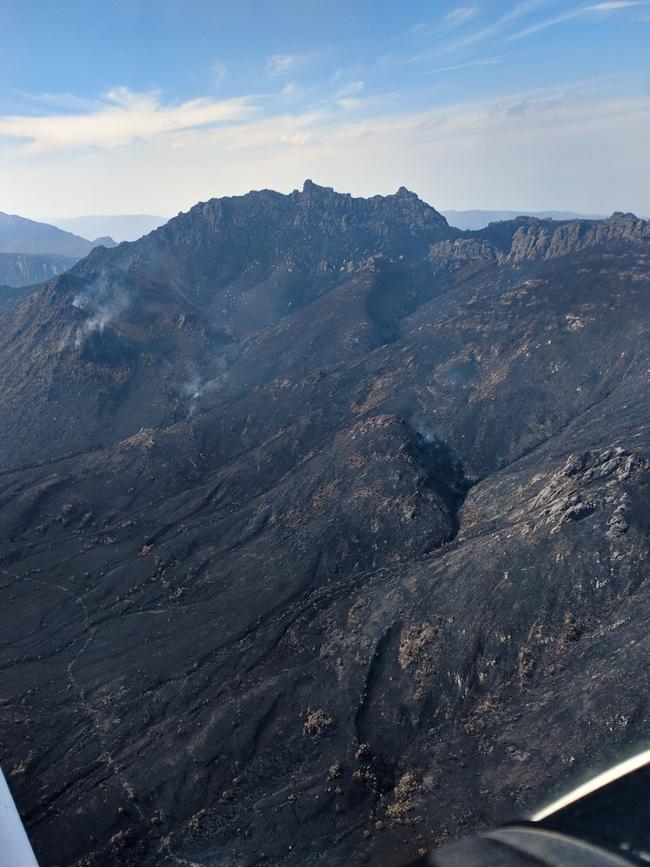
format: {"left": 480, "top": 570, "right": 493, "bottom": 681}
{"left": 0, "top": 183, "right": 456, "bottom": 471}
{"left": 0, "top": 186, "right": 649, "bottom": 867}
{"left": 96, "top": 180, "right": 454, "bottom": 326}
{"left": 1, "top": 239, "right": 650, "bottom": 866}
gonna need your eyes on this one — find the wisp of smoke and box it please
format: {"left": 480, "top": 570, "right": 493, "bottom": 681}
{"left": 71, "top": 268, "right": 132, "bottom": 347}
{"left": 410, "top": 413, "right": 436, "bottom": 444}
{"left": 179, "top": 358, "right": 229, "bottom": 418}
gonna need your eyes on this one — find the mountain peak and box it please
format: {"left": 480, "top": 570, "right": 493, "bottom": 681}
{"left": 395, "top": 185, "right": 418, "bottom": 200}
{"left": 301, "top": 178, "right": 334, "bottom": 195}
{"left": 137, "top": 182, "right": 454, "bottom": 286}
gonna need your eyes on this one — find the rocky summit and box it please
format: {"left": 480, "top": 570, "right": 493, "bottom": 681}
{"left": 1, "top": 181, "right": 649, "bottom": 866}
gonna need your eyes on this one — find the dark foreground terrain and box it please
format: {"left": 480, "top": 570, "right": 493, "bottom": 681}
{"left": 0, "top": 182, "right": 649, "bottom": 866}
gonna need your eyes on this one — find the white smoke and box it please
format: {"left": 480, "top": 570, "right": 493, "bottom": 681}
{"left": 179, "top": 358, "right": 229, "bottom": 417}
{"left": 411, "top": 413, "right": 436, "bottom": 443}
{"left": 71, "top": 269, "right": 131, "bottom": 347}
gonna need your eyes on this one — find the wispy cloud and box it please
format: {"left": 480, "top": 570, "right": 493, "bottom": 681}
{"left": 384, "top": 21, "right": 431, "bottom": 47}
{"left": 337, "top": 80, "right": 365, "bottom": 96}
{"left": 2, "top": 73, "right": 648, "bottom": 220}
{"left": 508, "top": 0, "right": 650, "bottom": 39}
{"left": 586, "top": 0, "right": 650, "bottom": 8}
{"left": 15, "top": 91, "right": 102, "bottom": 112}
{"left": 445, "top": 5, "right": 480, "bottom": 25}
{"left": 427, "top": 58, "right": 501, "bottom": 74}
{"left": 380, "top": 1, "right": 560, "bottom": 66}
{"left": 212, "top": 61, "right": 227, "bottom": 87}
{"left": 0, "top": 88, "right": 256, "bottom": 153}
{"left": 385, "top": 4, "right": 479, "bottom": 48}
{"left": 336, "top": 98, "right": 363, "bottom": 111}
{"left": 329, "top": 80, "right": 366, "bottom": 111}
{"left": 266, "top": 53, "right": 316, "bottom": 77}
{"left": 445, "top": 0, "right": 554, "bottom": 52}
{"left": 507, "top": 8, "right": 585, "bottom": 39}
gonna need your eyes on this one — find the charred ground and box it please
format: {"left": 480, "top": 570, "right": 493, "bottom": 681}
{"left": 0, "top": 182, "right": 649, "bottom": 866}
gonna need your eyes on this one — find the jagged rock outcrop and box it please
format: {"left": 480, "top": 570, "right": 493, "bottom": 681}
{"left": 506, "top": 212, "right": 649, "bottom": 262}
{"left": 427, "top": 238, "right": 497, "bottom": 272}
{"left": 427, "top": 212, "right": 650, "bottom": 274}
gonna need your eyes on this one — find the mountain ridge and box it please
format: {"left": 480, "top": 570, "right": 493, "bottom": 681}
{"left": 0, "top": 184, "right": 647, "bottom": 472}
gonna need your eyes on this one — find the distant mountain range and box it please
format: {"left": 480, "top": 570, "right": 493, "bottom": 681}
{"left": 45, "top": 209, "right": 628, "bottom": 238}
{"left": 1, "top": 181, "right": 650, "bottom": 867}
{"left": 49, "top": 213, "right": 168, "bottom": 242}
{"left": 441, "top": 209, "right": 608, "bottom": 230}
{"left": 0, "top": 252, "right": 77, "bottom": 297}
{"left": 0, "top": 211, "right": 117, "bottom": 288}
{"left": 0, "top": 210, "right": 115, "bottom": 258}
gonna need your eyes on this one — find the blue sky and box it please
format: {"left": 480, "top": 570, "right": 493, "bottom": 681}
{"left": 1, "top": 0, "right": 649, "bottom": 217}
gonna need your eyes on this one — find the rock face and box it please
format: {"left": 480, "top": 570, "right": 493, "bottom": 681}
{"left": 505, "top": 212, "right": 650, "bottom": 262}
{"left": 1, "top": 182, "right": 650, "bottom": 867}
{"left": 0, "top": 251, "right": 78, "bottom": 289}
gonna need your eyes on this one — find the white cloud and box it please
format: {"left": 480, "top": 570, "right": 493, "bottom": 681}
{"left": 446, "top": 0, "right": 553, "bottom": 52}
{"left": 586, "top": 1, "right": 650, "bottom": 8}
{"left": 2, "top": 81, "right": 648, "bottom": 219}
{"left": 338, "top": 80, "right": 365, "bottom": 96}
{"left": 507, "top": 9, "right": 585, "bottom": 39}
{"left": 427, "top": 58, "right": 501, "bottom": 74}
{"left": 382, "top": 0, "right": 557, "bottom": 65}
{"left": 212, "top": 62, "right": 227, "bottom": 87}
{"left": 386, "top": 5, "right": 478, "bottom": 48}
{"left": 0, "top": 88, "right": 256, "bottom": 153}
{"left": 266, "top": 53, "right": 316, "bottom": 76}
{"left": 15, "top": 91, "right": 103, "bottom": 111}
{"left": 384, "top": 21, "right": 430, "bottom": 46}
{"left": 445, "top": 5, "right": 480, "bottom": 25}
{"left": 336, "top": 98, "right": 363, "bottom": 111}
{"left": 509, "top": 0, "right": 650, "bottom": 39}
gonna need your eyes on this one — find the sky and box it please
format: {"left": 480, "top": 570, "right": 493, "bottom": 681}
{"left": 0, "top": 0, "right": 649, "bottom": 219}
